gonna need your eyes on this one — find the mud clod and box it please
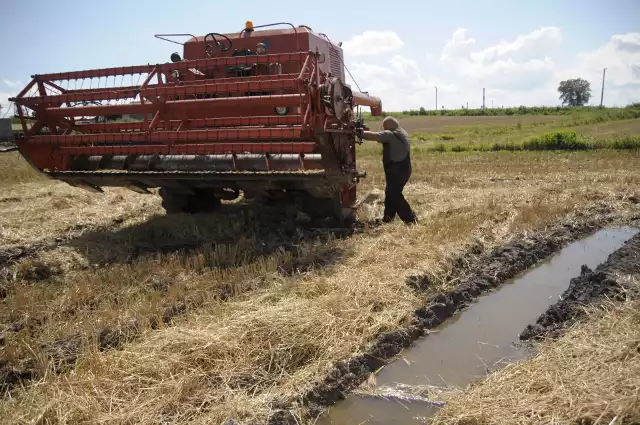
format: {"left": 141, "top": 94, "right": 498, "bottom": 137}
{"left": 520, "top": 232, "right": 640, "bottom": 341}
{"left": 267, "top": 410, "right": 297, "bottom": 425}
{"left": 0, "top": 361, "right": 35, "bottom": 394}
{"left": 13, "top": 259, "right": 62, "bottom": 282}
{"left": 98, "top": 321, "right": 141, "bottom": 350}
{"left": 41, "top": 336, "right": 84, "bottom": 372}
{"left": 429, "top": 302, "right": 452, "bottom": 321}
{"left": 406, "top": 274, "right": 430, "bottom": 291}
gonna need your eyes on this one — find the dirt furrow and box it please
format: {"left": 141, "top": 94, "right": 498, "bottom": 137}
{"left": 267, "top": 206, "right": 634, "bottom": 424}
{"left": 520, "top": 232, "right": 640, "bottom": 340}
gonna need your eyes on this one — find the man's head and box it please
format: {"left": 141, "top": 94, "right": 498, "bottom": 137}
{"left": 382, "top": 116, "right": 400, "bottom": 131}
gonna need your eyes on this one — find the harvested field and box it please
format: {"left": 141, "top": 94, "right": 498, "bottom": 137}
{"left": 360, "top": 109, "right": 640, "bottom": 156}
{"left": 571, "top": 117, "right": 640, "bottom": 137}
{"left": 1, "top": 116, "right": 639, "bottom": 424}
{"left": 364, "top": 114, "right": 566, "bottom": 133}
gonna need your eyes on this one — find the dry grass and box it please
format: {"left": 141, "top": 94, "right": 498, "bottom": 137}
{"left": 431, "top": 275, "right": 640, "bottom": 425}
{"left": 0, "top": 151, "right": 46, "bottom": 188}
{"left": 0, "top": 180, "right": 161, "bottom": 250}
{"left": 0, "top": 120, "right": 639, "bottom": 424}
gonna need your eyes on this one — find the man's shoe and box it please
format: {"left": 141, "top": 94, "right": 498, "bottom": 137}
{"left": 403, "top": 215, "right": 418, "bottom": 225}
{"left": 382, "top": 216, "right": 394, "bottom": 223}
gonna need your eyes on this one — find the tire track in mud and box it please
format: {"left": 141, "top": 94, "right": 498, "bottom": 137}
{"left": 265, "top": 203, "right": 639, "bottom": 425}
{"left": 520, "top": 232, "right": 640, "bottom": 341}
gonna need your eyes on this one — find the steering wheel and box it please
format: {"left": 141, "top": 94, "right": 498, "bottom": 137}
{"left": 204, "top": 32, "right": 232, "bottom": 57}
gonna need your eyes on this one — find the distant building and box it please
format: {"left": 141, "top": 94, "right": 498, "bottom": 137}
{"left": 0, "top": 118, "right": 13, "bottom": 142}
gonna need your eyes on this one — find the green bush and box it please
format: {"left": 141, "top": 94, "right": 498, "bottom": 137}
{"left": 522, "top": 131, "right": 587, "bottom": 151}
{"left": 608, "top": 136, "right": 640, "bottom": 150}
{"left": 419, "top": 133, "right": 640, "bottom": 153}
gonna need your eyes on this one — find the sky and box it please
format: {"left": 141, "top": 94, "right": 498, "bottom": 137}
{"left": 1, "top": 0, "right": 639, "bottom": 114}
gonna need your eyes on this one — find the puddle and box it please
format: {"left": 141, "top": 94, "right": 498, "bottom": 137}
{"left": 317, "top": 227, "right": 639, "bottom": 424}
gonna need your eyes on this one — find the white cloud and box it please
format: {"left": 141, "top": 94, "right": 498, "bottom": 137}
{"left": 341, "top": 31, "right": 404, "bottom": 56}
{"left": 575, "top": 32, "right": 640, "bottom": 89}
{"left": 610, "top": 33, "right": 640, "bottom": 53}
{"left": 440, "top": 27, "right": 561, "bottom": 92}
{"left": 346, "top": 28, "right": 640, "bottom": 111}
{"left": 440, "top": 28, "right": 476, "bottom": 61}
{"left": 347, "top": 55, "right": 456, "bottom": 111}
{"left": 2, "top": 78, "right": 22, "bottom": 88}
{"left": 470, "top": 27, "right": 561, "bottom": 63}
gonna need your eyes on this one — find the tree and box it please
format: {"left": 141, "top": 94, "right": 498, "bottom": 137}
{"left": 557, "top": 78, "right": 591, "bottom": 106}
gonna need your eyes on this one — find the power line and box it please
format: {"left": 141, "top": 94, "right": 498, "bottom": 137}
{"left": 434, "top": 85, "right": 438, "bottom": 110}
{"left": 600, "top": 68, "right": 607, "bottom": 108}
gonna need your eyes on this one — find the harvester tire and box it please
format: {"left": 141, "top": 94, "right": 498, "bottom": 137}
{"left": 191, "top": 191, "right": 222, "bottom": 213}
{"left": 299, "top": 192, "right": 355, "bottom": 226}
{"left": 159, "top": 187, "right": 189, "bottom": 214}
{"left": 159, "top": 188, "right": 221, "bottom": 214}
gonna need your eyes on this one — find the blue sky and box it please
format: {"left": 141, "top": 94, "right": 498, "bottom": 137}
{"left": 1, "top": 0, "right": 639, "bottom": 113}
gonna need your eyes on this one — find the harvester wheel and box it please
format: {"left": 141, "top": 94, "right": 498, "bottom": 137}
{"left": 191, "top": 191, "right": 222, "bottom": 212}
{"left": 159, "top": 188, "right": 221, "bottom": 214}
{"left": 160, "top": 187, "right": 189, "bottom": 214}
{"left": 299, "top": 192, "right": 355, "bottom": 226}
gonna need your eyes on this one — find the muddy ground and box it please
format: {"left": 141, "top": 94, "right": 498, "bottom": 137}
{"left": 520, "top": 232, "right": 640, "bottom": 340}
{"left": 266, "top": 202, "right": 639, "bottom": 424}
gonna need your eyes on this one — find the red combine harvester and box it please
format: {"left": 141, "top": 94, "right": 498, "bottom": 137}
{"left": 10, "top": 22, "right": 382, "bottom": 221}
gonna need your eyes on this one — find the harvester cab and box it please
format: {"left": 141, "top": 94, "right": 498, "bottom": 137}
{"left": 10, "top": 22, "right": 382, "bottom": 221}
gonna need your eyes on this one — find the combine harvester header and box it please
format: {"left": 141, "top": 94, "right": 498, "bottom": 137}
{"left": 10, "top": 21, "right": 382, "bottom": 221}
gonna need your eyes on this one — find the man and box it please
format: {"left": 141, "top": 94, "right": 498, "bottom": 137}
{"left": 360, "top": 116, "right": 418, "bottom": 224}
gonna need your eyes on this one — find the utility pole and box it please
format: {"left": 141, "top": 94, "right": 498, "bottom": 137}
{"left": 434, "top": 85, "right": 438, "bottom": 111}
{"left": 600, "top": 68, "right": 607, "bottom": 108}
{"left": 482, "top": 88, "right": 485, "bottom": 109}
{"left": 466, "top": 101, "right": 468, "bottom": 110}
{"left": 491, "top": 99, "right": 494, "bottom": 108}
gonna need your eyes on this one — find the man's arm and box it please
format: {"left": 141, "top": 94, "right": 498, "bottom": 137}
{"left": 361, "top": 130, "right": 393, "bottom": 143}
